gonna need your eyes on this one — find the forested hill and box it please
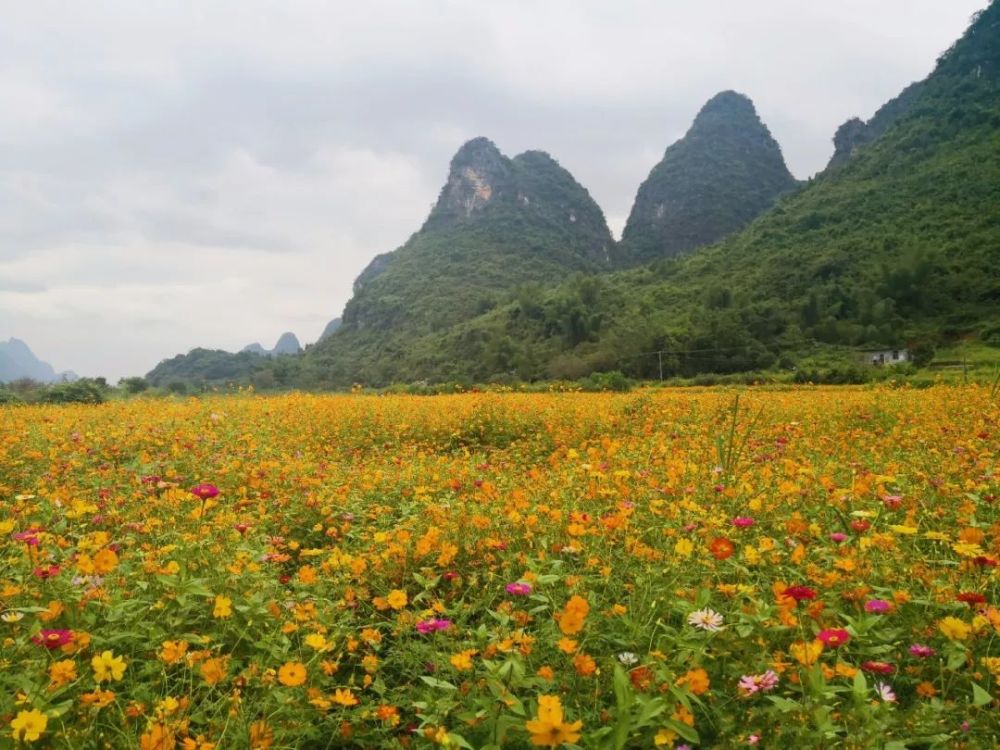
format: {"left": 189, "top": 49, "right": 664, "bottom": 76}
{"left": 618, "top": 91, "right": 798, "bottom": 266}
{"left": 304, "top": 2, "right": 1000, "bottom": 386}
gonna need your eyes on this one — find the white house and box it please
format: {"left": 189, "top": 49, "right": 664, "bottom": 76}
{"left": 858, "top": 348, "right": 910, "bottom": 366}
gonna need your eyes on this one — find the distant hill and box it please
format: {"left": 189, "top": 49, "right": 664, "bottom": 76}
{"left": 617, "top": 91, "right": 799, "bottom": 266}
{"left": 317, "top": 317, "right": 341, "bottom": 342}
{"left": 0, "top": 338, "right": 71, "bottom": 383}
{"left": 147, "top": 332, "right": 302, "bottom": 387}
{"left": 307, "top": 137, "right": 617, "bottom": 384}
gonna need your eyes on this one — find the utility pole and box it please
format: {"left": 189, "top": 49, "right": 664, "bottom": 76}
{"left": 658, "top": 350, "right": 663, "bottom": 382}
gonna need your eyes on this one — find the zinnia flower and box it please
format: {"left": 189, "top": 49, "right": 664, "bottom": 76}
{"left": 32, "top": 629, "right": 73, "bottom": 649}
{"left": 415, "top": 618, "right": 452, "bottom": 634}
{"left": 506, "top": 582, "right": 533, "bottom": 596}
{"left": 861, "top": 661, "right": 894, "bottom": 675}
{"left": 817, "top": 628, "right": 850, "bottom": 647}
{"left": 687, "top": 608, "right": 724, "bottom": 632}
{"left": 784, "top": 586, "right": 817, "bottom": 602}
{"left": 908, "top": 644, "right": 935, "bottom": 658}
{"left": 738, "top": 670, "right": 779, "bottom": 695}
{"left": 732, "top": 516, "right": 755, "bottom": 528}
{"left": 190, "top": 483, "right": 219, "bottom": 500}
{"left": 865, "top": 599, "right": 891, "bottom": 614}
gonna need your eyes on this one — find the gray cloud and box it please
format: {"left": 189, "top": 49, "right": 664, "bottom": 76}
{"left": 0, "top": 0, "right": 986, "bottom": 379}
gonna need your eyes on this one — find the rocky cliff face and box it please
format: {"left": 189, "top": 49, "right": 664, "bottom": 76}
{"left": 619, "top": 90, "right": 798, "bottom": 266}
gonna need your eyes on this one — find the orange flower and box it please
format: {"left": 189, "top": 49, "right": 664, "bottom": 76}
{"left": 278, "top": 661, "right": 307, "bottom": 687}
{"left": 676, "top": 668, "right": 710, "bottom": 695}
{"left": 201, "top": 657, "right": 227, "bottom": 686}
{"left": 526, "top": 695, "right": 583, "bottom": 748}
{"left": 93, "top": 548, "right": 119, "bottom": 574}
{"left": 572, "top": 652, "right": 597, "bottom": 677}
{"left": 709, "top": 538, "right": 735, "bottom": 560}
{"left": 556, "top": 595, "right": 590, "bottom": 635}
{"left": 139, "top": 723, "right": 175, "bottom": 750}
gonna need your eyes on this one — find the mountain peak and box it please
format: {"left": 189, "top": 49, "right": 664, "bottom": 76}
{"left": 272, "top": 332, "right": 302, "bottom": 355}
{"left": 427, "top": 137, "right": 514, "bottom": 226}
{"left": 619, "top": 90, "right": 797, "bottom": 265}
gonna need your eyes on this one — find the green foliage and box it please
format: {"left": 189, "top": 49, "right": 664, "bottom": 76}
{"left": 618, "top": 90, "right": 799, "bottom": 265}
{"left": 38, "top": 378, "right": 108, "bottom": 404}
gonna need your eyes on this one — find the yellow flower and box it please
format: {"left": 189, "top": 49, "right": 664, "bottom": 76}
{"left": 212, "top": 595, "right": 232, "bottom": 618}
{"left": 526, "top": 695, "right": 583, "bottom": 748}
{"left": 332, "top": 688, "right": 358, "bottom": 706}
{"left": 10, "top": 708, "right": 48, "bottom": 743}
{"left": 304, "top": 633, "right": 330, "bottom": 651}
{"left": 278, "top": 661, "right": 307, "bottom": 687}
{"left": 674, "top": 538, "right": 694, "bottom": 558}
{"left": 790, "top": 640, "right": 824, "bottom": 666}
{"left": 92, "top": 650, "right": 126, "bottom": 683}
{"left": 450, "top": 649, "right": 476, "bottom": 671}
{"left": 938, "top": 616, "right": 971, "bottom": 641}
{"left": 386, "top": 589, "right": 408, "bottom": 610}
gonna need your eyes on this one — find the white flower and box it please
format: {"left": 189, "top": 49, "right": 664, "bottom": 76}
{"left": 617, "top": 651, "right": 638, "bottom": 666}
{"left": 875, "top": 682, "right": 896, "bottom": 702}
{"left": 1, "top": 611, "right": 25, "bottom": 623}
{"left": 687, "top": 608, "right": 724, "bottom": 632}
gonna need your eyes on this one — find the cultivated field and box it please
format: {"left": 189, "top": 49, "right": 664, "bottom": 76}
{"left": 1, "top": 387, "right": 998, "bottom": 748}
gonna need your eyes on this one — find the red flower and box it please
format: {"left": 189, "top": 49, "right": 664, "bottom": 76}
{"left": 32, "top": 629, "right": 73, "bottom": 649}
{"left": 956, "top": 592, "right": 987, "bottom": 607}
{"left": 32, "top": 565, "right": 60, "bottom": 580}
{"left": 190, "top": 483, "right": 220, "bottom": 500}
{"left": 629, "top": 666, "right": 654, "bottom": 691}
{"left": 850, "top": 519, "right": 871, "bottom": 533}
{"left": 785, "top": 585, "right": 818, "bottom": 602}
{"left": 861, "top": 661, "right": 894, "bottom": 675}
{"left": 709, "top": 538, "right": 735, "bottom": 560}
{"left": 817, "top": 628, "right": 850, "bottom": 647}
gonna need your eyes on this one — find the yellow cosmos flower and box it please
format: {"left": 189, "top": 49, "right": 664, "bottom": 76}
{"left": 525, "top": 695, "right": 582, "bottom": 748}
{"left": 938, "top": 616, "right": 971, "bottom": 641}
{"left": 92, "top": 650, "right": 126, "bottom": 683}
{"left": 212, "top": 595, "right": 232, "bottom": 618}
{"left": 10, "top": 708, "right": 48, "bottom": 743}
{"left": 333, "top": 688, "right": 359, "bottom": 706}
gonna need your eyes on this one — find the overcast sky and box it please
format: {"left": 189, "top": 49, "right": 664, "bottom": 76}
{"left": 0, "top": 0, "right": 986, "bottom": 380}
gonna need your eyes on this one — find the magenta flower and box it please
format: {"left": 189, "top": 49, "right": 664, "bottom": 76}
{"left": 12, "top": 530, "right": 41, "bottom": 546}
{"left": 865, "top": 599, "right": 891, "bottom": 614}
{"left": 829, "top": 532, "right": 847, "bottom": 543}
{"left": 908, "top": 644, "right": 935, "bottom": 658}
{"left": 32, "top": 629, "right": 73, "bottom": 649}
{"left": 416, "top": 618, "right": 452, "bottom": 634}
{"left": 505, "top": 582, "right": 532, "bottom": 596}
{"left": 190, "top": 483, "right": 220, "bottom": 500}
{"left": 732, "top": 516, "right": 755, "bottom": 528}
{"left": 817, "top": 628, "right": 850, "bottom": 648}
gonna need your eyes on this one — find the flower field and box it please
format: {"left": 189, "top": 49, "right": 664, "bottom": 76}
{"left": 1, "top": 386, "right": 998, "bottom": 748}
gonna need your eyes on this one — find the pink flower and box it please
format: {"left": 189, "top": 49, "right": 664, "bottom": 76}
{"left": 862, "top": 661, "right": 894, "bottom": 675}
{"left": 882, "top": 494, "right": 903, "bottom": 510}
{"left": 505, "top": 582, "right": 532, "bottom": 596}
{"left": 416, "top": 618, "right": 452, "bottom": 634}
{"left": 190, "top": 483, "right": 220, "bottom": 500}
{"left": 32, "top": 629, "right": 73, "bottom": 649}
{"left": 908, "top": 644, "right": 935, "bottom": 658}
{"left": 875, "top": 682, "right": 896, "bottom": 702}
{"left": 817, "top": 628, "right": 850, "bottom": 647}
{"left": 13, "top": 530, "right": 41, "bottom": 546}
{"left": 829, "top": 532, "right": 847, "bottom": 543}
{"left": 732, "top": 516, "right": 755, "bottom": 528}
{"left": 738, "top": 670, "right": 779, "bottom": 696}
{"left": 865, "top": 599, "right": 891, "bottom": 614}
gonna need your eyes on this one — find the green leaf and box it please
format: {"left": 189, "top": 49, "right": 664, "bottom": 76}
{"left": 419, "top": 676, "right": 457, "bottom": 690}
{"left": 663, "top": 719, "right": 699, "bottom": 744}
{"left": 972, "top": 683, "right": 993, "bottom": 707}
